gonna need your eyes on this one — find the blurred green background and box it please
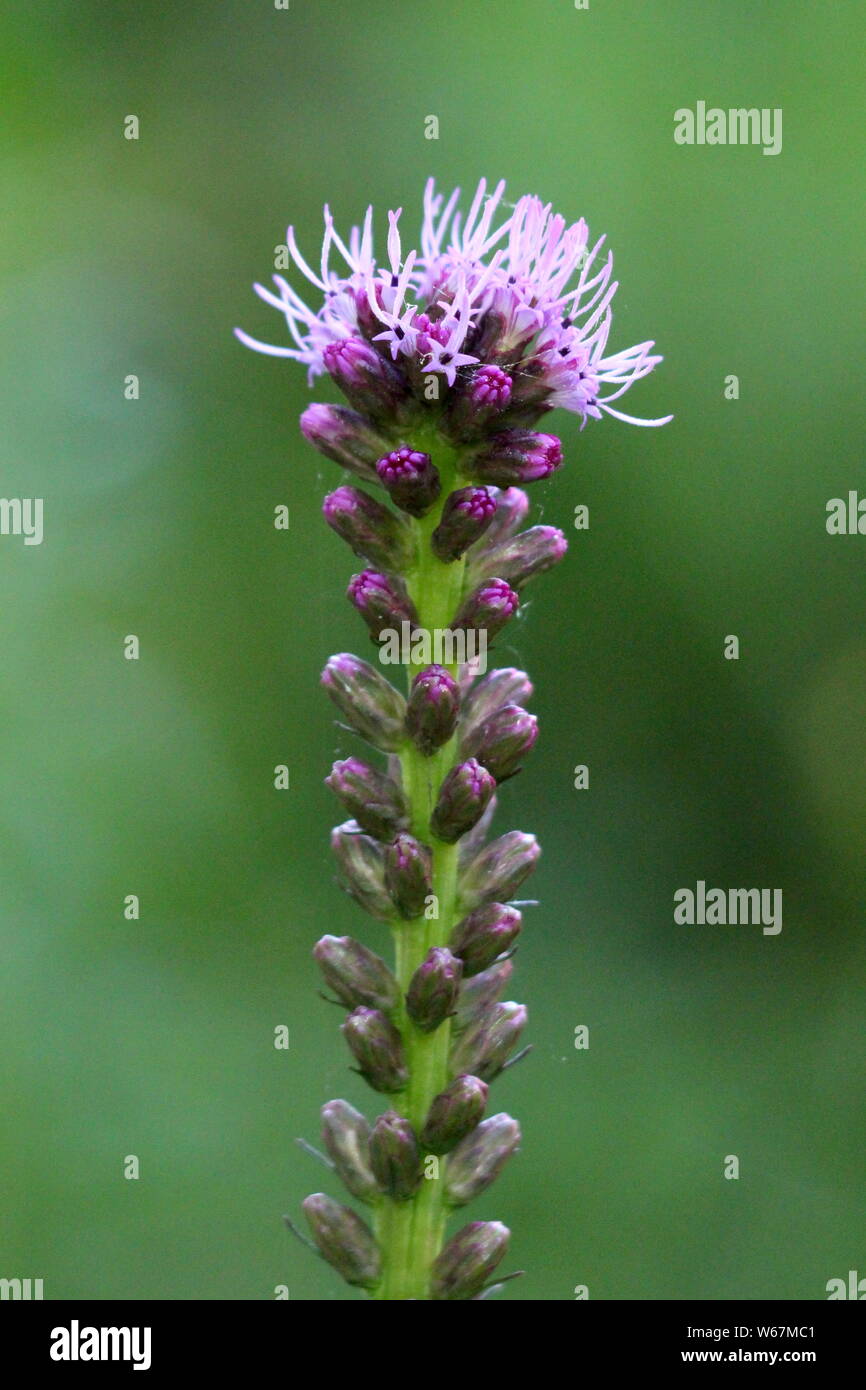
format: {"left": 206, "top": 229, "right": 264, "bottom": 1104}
{"left": 1, "top": 0, "right": 864, "bottom": 1301}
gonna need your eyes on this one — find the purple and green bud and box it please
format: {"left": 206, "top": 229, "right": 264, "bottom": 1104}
{"left": 461, "top": 704, "right": 538, "bottom": 783}
{"left": 450, "top": 1000, "right": 528, "bottom": 1082}
{"left": 330, "top": 820, "right": 393, "bottom": 922}
{"left": 322, "top": 485, "right": 413, "bottom": 572}
{"left": 369, "top": 1111, "right": 422, "bottom": 1200}
{"left": 469, "top": 430, "right": 564, "bottom": 487}
{"left": 300, "top": 403, "right": 391, "bottom": 484}
{"left": 445, "top": 1113, "right": 521, "bottom": 1206}
{"left": 313, "top": 935, "right": 400, "bottom": 1014}
{"left": 406, "top": 947, "right": 463, "bottom": 1033}
{"left": 474, "top": 525, "right": 568, "bottom": 588}
{"left": 453, "top": 578, "right": 520, "bottom": 642}
{"left": 321, "top": 653, "right": 407, "bottom": 753}
{"left": 384, "top": 831, "right": 433, "bottom": 920}
{"left": 405, "top": 664, "right": 460, "bottom": 756}
{"left": 325, "top": 757, "right": 408, "bottom": 841}
{"left": 473, "top": 487, "right": 531, "bottom": 549}
{"left": 447, "top": 365, "right": 513, "bottom": 438}
{"left": 454, "top": 959, "right": 514, "bottom": 1031}
{"left": 342, "top": 1006, "right": 409, "bottom": 1093}
{"left": 323, "top": 336, "right": 406, "bottom": 422}
{"left": 430, "top": 1220, "right": 510, "bottom": 1301}
{"left": 348, "top": 569, "right": 418, "bottom": 643}
{"left": 301, "top": 1192, "right": 381, "bottom": 1289}
{"left": 375, "top": 447, "right": 441, "bottom": 517}
{"left": 458, "top": 830, "right": 541, "bottom": 911}
{"left": 420, "top": 1074, "right": 489, "bottom": 1155}
{"left": 457, "top": 793, "right": 498, "bottom": 868}
{"left": 430, "top": 758, "right": 497, "bottom": 844}
{"left": 460, "top": 667, "right": 534, "bottom": 738}
{"left": 431, "top": 486, "right": 497, "bottom": 562}
{"left": 450, "top": 903, "right": 523, "bottom": 977}
{"left": 320, "top": 1099, "right": 379, "bottom": 1205}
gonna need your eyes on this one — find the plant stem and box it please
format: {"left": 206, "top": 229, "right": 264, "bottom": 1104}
{"left": 373, "top": 430, "right": 466, "bottom": 1300}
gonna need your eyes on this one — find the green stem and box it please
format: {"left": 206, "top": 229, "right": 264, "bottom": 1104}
{"left": 373, "top": 430, "right": 467, "bottom": 1301}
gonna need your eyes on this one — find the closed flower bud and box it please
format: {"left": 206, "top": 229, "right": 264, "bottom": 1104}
{"left": 454, "top": 960, "right": 514, "bottom": 1031}
{"left": 369, "top": 1111, "right": 422, "bottom": 1200}
{"left": 470, "top": 430, "right": 563, "bottom": 487}
{"left": 323, "top": 486, "right": 413, "bottom": 572}
{"left": 430, "top": 1220, "right": 510, "bottom": 1301}
{"left": 471, "top": 488, "right": 531, "bottom": 549}
{"left": 405, "top": 665, "right": 460, "bottom": 756}
{"left": 348, "top": 569, "right": 418, "bottom": 643}
{"left": 406, "top": 947, "right": 463, "bottom": 1033}
{"left": 474, "top": 525, "right": 568, "bottom": 588}
{"left": 450, "top": 903, "right": 523, "bottom": 978}
{"left": 458, "top": 830, "right": 541, "bottom": 911}
{"left": 431, "top": 487, "right": 497, "bottom": 562}
{"left": 445, "top": 1113, "right": 521, "bottom": 1206}
{"left": 430, "top": 759, "right": 496, "bottom": 844}
{"left": 300, "top": 403, "right": 391, "bottom": 484}
{"left": 450, "top": 1001, "right": 528, "bottom": 1082}
{"left": 325, "top": 757, "right": 408, "bottom": 841}
{"left": 320, "top": 1100, "right": 379, "bottom": 1204}
{"left": 330, "top": 820, "right": 393, "bottom": 922}
{"left": 420, "top": 1074, "right": 489, "bottom": 1155}
{"left": 460, "top": 667, "right": 534, "bottom": 739}
{"left": 376, "top": 447, "right": 441, "bottom": 517}
{"left": 323, "top": 336, "right": 407, "bottom": 423}
{"left": 342, "top": 1006, "right": 409, "bottom": 1093}
{"left": 313, "top": 935, "right": 400, "bottom": 1014}
{"left": 461, "top": 704, "right": 538, "bottom": 783}
{"left": 301, "top": 1192, "right": 381, "bottom": 1289}
{"left": 384, "top": 832, "right": 433, "bottom": 920}
{"left": 457, "top": 794, "right": 498, "bottom": 868}
{"left": 447, "top": 365, "right": 513, "bottom": 438}
{"left": 453, "top": 578, "right": 519, "bottom": 642}
{"left": 321, "top": 654, "right": 407, "bottom": 753}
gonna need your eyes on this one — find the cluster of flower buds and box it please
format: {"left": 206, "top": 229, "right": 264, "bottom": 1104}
{"left": 239, "top": 179, "right": 668, "bottom": 1299}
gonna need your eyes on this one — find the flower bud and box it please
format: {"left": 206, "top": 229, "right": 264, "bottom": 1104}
{"left": 469, "top": 430, "right": 563, "bottom": 487}
{"left": 323, "top": 336, "right": 406, "bottom": 422}
{"left": 320, "top": 1100, "right": 378, "bottom": 1204}
{"left": 301, "top": 1192, "right": 381, "bottom": 1289}
{"left": 458, "top": 830, "right": 540, "bottom": 911}
{"left": 375, "top": 447, "right": 441, "bottom": 517}
{"left": 313, "top": 936, "right": 400, "bottom": 1013}
{"left": 450, "top": 1001, "right": 528, "bottom": 1082}
{"left": 460, "top": 668, "right": 534, "bottom": 740}
{"left": 445, "top": 1114, "right": 521, "bottom": 1206}
{"left": 325, "top": 757, "right": 408, "bottom": 841}
{"left": 431, "top": 487, "right": 497, "bottom": 562}
{"left": 384, "top": 832, "right": 433, "bottom": 920}
{"left": 321, "top": 654, "right": 407, "bottom": 753}
{"left": 453, "top": 578, "right": 519, "bottom": 642}
{"left": 461, "top": 704, "right": 538, "bottom": 783}
{"left": 420, "top": 1075, "right": 489, "bottom": 1155}
{"left": 406, "top": 947, "right": 463, "bottom": 1033}
{"left": 472, "top": 488, "right": 530, "bottom": 549}
{"left": 323, "top": 486, "right": 413, "bottom": 572}
{"left": 430, "top": 759, "right": 496, "bottom": 844}
{"left": 369, "top": 1111, "right": 422, "bottom": 1200}
{"left": 300, "top": 403, "right": 391, "bottom": 484}
{"left": 405, "top": 665, "right": 460, "bottom": 756}
{"left": 348, "top": 570, "right": 418, "bottom": 643}
{"left": 342, "top": 1006, "right": 409, "bottom": 1093}
{"left": 447, "top": 365, "right": 513, "bottom": 438}
{"left": 450, "top": 903, "right": 523, "bottom": 978}
{"left": 430, "top": 1220, "right": 510, "bottom": 1300}
{"left": 454, "top": 960, "right": 514, "bottom": 1031}
{"left": 475, "top": 525, "right": 568, "bottom": 588}
{"left": 330, "top": 820, "right": 393, "bottom": 922}
{"left": 457, "top": 794, "right": 498, "bottom": 868}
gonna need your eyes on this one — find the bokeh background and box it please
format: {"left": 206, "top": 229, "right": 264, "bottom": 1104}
{"left": 1, "top": 0, "right": 863, "bottom": 1300}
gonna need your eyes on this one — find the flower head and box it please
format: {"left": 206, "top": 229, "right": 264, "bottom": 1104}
{"left": 236, "top": 179, "right": 671, "bottom": 428}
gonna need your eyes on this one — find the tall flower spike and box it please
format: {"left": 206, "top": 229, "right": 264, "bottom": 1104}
{"left": 238, "top": 178, "right": 670, "bottom": 1299}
